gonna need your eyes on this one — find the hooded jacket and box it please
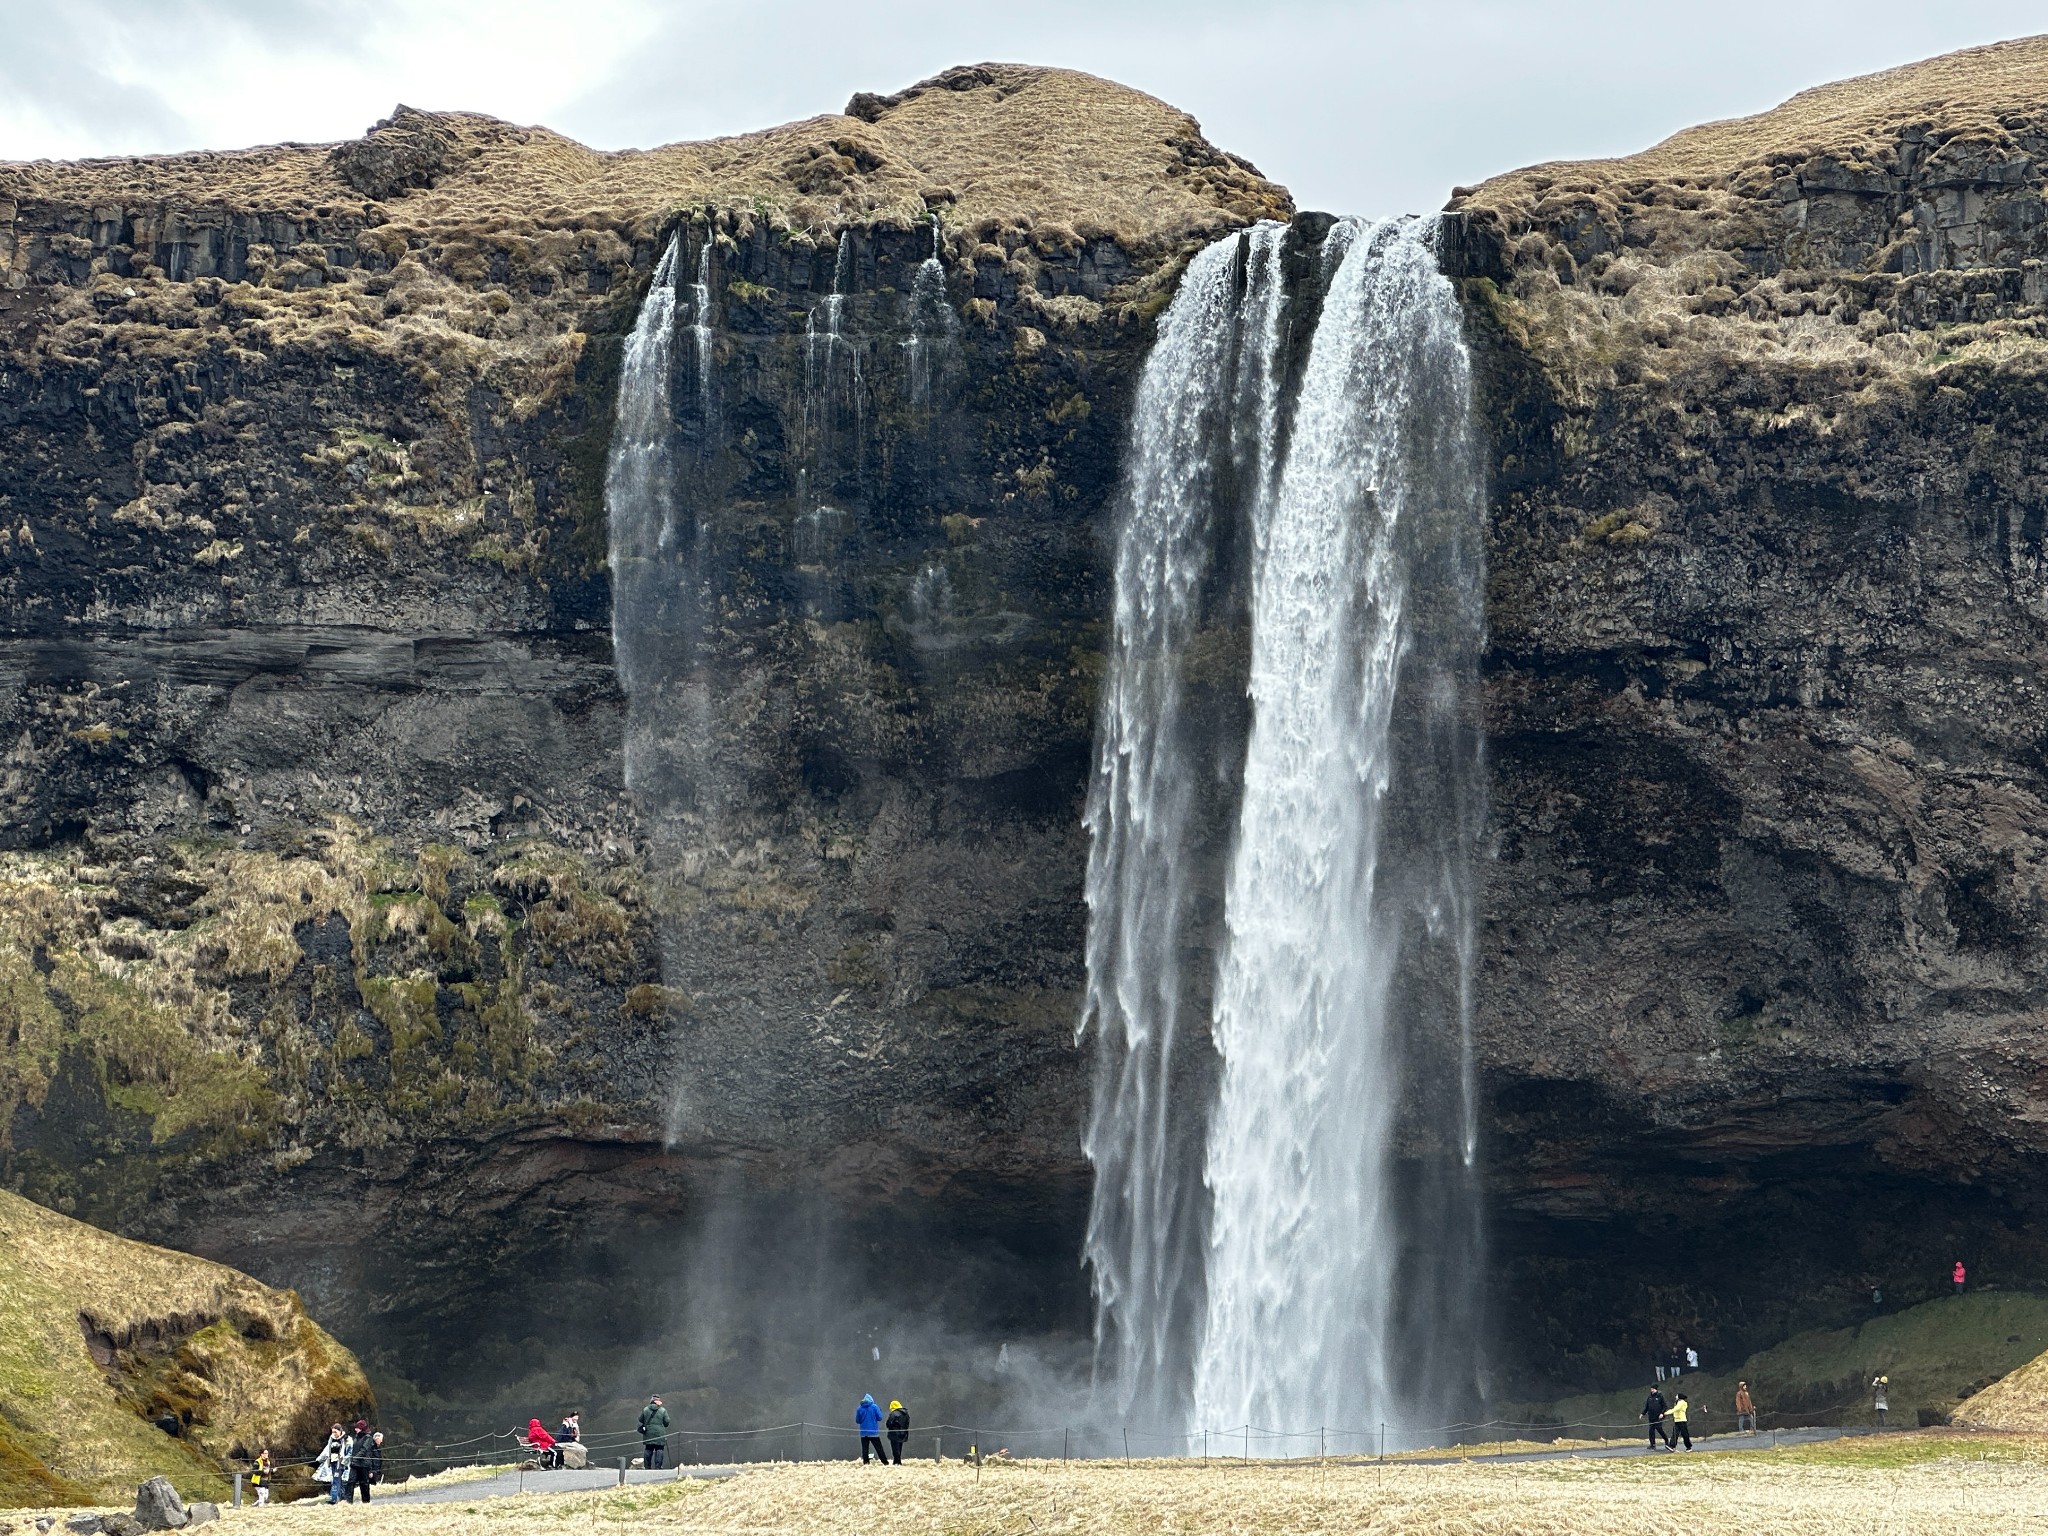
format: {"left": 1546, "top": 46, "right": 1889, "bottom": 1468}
{"left": 1642, "top": 1390, "right": 1667, "bottom": 1421}
{"left": 855, "top": 1396, "right": 883, "bottom": 1435}
{"left": 639, "top": 1402, "right": 670, "bottom": 1442}
{"left": 528, "top": 1419, "right": 557, "bottom": 1451}
{"left": 886, "top": 1404, "right": 910, "bottom": 1434}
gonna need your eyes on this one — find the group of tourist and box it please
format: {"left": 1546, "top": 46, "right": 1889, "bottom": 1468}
{"left": 854, "top": 1394, "right": 913, "bottom": 1463}
{"left": 1640, "top": 1382, "right": 1756, "bottom": 1449}
{"left": 312, "top": 1419, "right": 385, "bottom": 1502}
{"left": 523, "top": 1410, "right": 584, "bottom": 1468}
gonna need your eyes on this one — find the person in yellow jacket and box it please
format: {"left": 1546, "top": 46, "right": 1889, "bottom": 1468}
{"left": 1669, "top": 1392, "right": 1693, "bottom": 1450}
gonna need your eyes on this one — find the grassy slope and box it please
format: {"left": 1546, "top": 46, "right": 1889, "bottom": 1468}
{"left": 1958, "top": 1339, "right": 2048, "bottom": 1430}
{"left": 1, "top": 64, "right": 1290, "bottom": 254}
{"left": 1524, "top": 1292, "right": 2048, "bottom": 1436}
{"left": 0, "top": 1189, "right": 370, "bottom": 1507}
{"left": 1468, "top": 34, "right": 2048, "bottom": 215}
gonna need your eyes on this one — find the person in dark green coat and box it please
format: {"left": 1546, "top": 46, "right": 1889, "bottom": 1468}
{"left": 639, "top": 1395, "right": 671, "bottom": 1469}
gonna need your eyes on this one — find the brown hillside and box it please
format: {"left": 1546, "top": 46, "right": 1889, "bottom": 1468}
{"left": 1, "top": 64, "right": 1289, "bottom": 253}
{"left": 0, "top": 1189, "right": 371, "bottom": 1507}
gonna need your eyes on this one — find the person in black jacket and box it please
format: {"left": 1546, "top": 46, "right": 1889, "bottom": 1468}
{"left": 1641, "top": 1385, "right": 1670, "bottom": 1450}
{"left": 885, "top": 1400, "right": 910, "bottom": 1465}
{"left": 347, "top": 1420, "right": 383, "bottom": 1501}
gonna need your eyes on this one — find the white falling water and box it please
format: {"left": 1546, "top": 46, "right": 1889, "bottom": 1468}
{"left": 687, "top": 238, "right": 715, "bottom": 413}
{"left": 1192, "top": 216, "right": 1484, "bottom": 1439}
{"left": 804, "top": 232, "right": 862, "bottom": 493}
{"left": 1079, "top": 222, "right": 1289, "bottom": 1433}
{"left": 904, "top": 215, "right": 957, "bottom": 408}
{"left": 606, "top": 232, "right": 681, "bottom": 725}
{"left": 1082, "top": 215, "right": 1485, "bottom": 1444}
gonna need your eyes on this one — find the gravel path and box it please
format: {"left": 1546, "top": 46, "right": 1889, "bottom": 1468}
{"left": 376, "top": 1466, "right": 741, "bottom": 1505}
{"left": 369, "top": 1425, "right": 1871, "bottom": 1502}
{"left": 1410, "top": 1425, "right": 1869, "bottom": 1464}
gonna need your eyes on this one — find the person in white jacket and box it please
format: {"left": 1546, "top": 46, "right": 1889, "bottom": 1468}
{"left": 314, "top": 1424, "right": 352, "bottom": 1502}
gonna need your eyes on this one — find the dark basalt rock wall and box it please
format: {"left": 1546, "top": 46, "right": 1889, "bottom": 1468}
{"left": 1449, "top": 44, "right": 2048, "bottom": 1390}
{"left": 0, "top": 97, "right": 1227, "bottom": 1427}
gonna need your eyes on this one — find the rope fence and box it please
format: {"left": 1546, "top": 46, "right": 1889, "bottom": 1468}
{"left": 253, "top": 1390, "right": 1883, "bottom": 1480}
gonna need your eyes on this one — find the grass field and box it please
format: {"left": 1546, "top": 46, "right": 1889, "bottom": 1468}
{"left": 1522, "top": 1292, "right": 2048, "bottom": 1437}
{"left": 14, "top": 1432, "right": 2048, "bottom": 1534}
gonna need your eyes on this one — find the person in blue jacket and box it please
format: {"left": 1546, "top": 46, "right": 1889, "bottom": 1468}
{"left": 856, "top": 1393, "right": 887, "bottom": 1464}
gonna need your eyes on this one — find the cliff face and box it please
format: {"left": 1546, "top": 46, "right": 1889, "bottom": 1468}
{"left": 1451, "top": 35, "right": 2048, "bottom": 1385}
{"left": 0, "top": 67, "right": 1288, "bottom": 1423}
{"left": 8, "top": 40, "right": 2048, "bottom": 1423}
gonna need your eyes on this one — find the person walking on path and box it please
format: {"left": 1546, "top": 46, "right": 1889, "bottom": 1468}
{"left": 347, "top": 1419, "right": 381, "bottom": 1502}
{"left": 1641, "top": 1385, "right": 1670, "bottom": 1450}
{"left": 316, "top": 1424, "right": 350, "bottom": 1503}
{"left": 251, "top": 1448, "right": 274, "bottom": 1508}
{"left": 1670, "top": 1392, "right": 1693, "bottom": 1450}
{"left": 1872, "top": 1374, "right": 1889, "bottom": 1427}
{"left": 856, "top": 1393, "right": 887, "bottom": 1464}
{"left": 1954, "top": 1259, "right": 1968, "bottom": 1294}
{"left": 638, "top": 1396, "right": 670, "bottom": 1470}
{"left": 1734, "top": 1381, "right": 1755, "bottom": 1433}
{"left": 885, "top": 1400, "right": 910, "bottom": 1465}
{"left": 1685, "top": 1344, "right": 1699, "bottom": 1372}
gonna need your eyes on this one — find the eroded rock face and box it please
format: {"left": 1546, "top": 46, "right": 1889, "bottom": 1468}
{"left": 1450, "top": 35, "right": 2048, "bottom": 1390}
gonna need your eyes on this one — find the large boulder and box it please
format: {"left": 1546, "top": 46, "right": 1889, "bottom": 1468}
{"left": 132, "top": 1477, "right": 186, "bottom": 1531}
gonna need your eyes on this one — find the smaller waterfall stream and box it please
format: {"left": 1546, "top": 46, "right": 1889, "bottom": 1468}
{"left": 804, "top": 233, "right": 863, "bottom": 494}
{"left": 905, "top": 215, "right": 956, "bottom": 408}
{"left": 606, "top": 231, "right": 681, "bottom": 714}
{"left": 687, "top": 239, "right": 715, "bottom": 419}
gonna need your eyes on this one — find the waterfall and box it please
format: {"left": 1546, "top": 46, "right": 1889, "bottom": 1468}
{"left": 905, "top": 215, "right": 957, "bottom": 408}
{"left": 1082, "top": 215, "right": 1486, "bottom": 1442}
{"left": 804, "top": 232, "right": 862, "bottom": 494}
{"left": 1079, "top": 222, "right": 1289, "bottom": 1434}
{"left": 606, "top": 232, "right": 683, "bottom": 800}
{"left": 687, "top": 238, "right": 715, "bottom": 420}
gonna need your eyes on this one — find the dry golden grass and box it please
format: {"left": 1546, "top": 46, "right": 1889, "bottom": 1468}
{"left": 1, "top": 65, "right": 1288, "bottom": 254}
{"left": 1455, "top": 36, "right": 2048, "bottom": 397}
{"left": 1466, "top": 34, "right": 2048, "bottom": 227}
{"left": 20, "top": 1437, "right": 2045, "bottom": 1534}
{"left": 0, "top": 1189, "right": 369, "bottom": 1505}
{"left": 1959, "top": 1347, "right": 2048, "bottom": 1431}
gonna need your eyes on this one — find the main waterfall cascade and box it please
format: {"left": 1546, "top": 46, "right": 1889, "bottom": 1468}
{"left": 1081, "top": 216, "right": 1488, "bottom": 1443}
{"left": 1079, "top": 224, "right": 1291, "bottom": 1435}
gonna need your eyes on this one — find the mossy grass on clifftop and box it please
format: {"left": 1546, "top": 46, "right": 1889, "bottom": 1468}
{"left": 1456, "top": 36, "right": 2048, "bottom": 400}
{"left": 0, "top": 1187, "right": 371, "bottom": 1507}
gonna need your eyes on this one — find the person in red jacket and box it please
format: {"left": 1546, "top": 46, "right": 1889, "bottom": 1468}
{"left": 1954, "top": 1259, "right": 1967, "bottom": 1294}
{"left": 527, "top": 1418, "right": 559, "bottom": 1469}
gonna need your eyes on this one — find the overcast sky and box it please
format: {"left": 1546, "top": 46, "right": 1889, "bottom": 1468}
{"left": 2, "top": 2, "right": 2043, "bottom": 215}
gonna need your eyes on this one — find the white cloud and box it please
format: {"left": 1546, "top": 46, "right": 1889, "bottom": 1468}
{"left": 0, "top": 0, "right": 659, "bottom": 160}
